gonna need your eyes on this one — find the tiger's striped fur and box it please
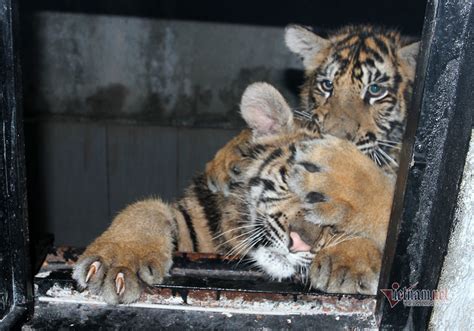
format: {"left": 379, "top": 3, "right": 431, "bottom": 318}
{"left": 293, "top": 25, "right": 418, "bottom": 175}
{"left": 206, "top": 24, "right": 419, "bottom": 191}
{"left": 73, "top": 83, "right": 345, "bottom": 304}
{"left": 73, "top": 23, "right": 418, "bottom": 304}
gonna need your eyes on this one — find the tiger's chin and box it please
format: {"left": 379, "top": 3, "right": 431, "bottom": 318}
{"left": 249, "top": 246, "right": 314, "bottom": 281}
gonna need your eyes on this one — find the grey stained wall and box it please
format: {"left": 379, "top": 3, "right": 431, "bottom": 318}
{"left": 23, "top": 12, "right": 302, "bottom": 126}
{"left": 22, "top": 12, "right": 304, "bottom": 246}
{"left": 429, "top": 131, "right": 474, "bottom": 330}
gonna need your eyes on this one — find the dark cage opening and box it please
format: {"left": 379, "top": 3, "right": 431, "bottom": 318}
{"left": 0, "top": 0, "right": 472, "bottom": 329}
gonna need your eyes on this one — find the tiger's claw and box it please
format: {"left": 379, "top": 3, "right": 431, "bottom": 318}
{"left": 115, "top": 272, "right": 125, "bottom": 295}
{"left": 85, "top": 261, "right": 101, "bottom": 283}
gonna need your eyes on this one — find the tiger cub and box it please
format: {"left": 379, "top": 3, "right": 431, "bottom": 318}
{"left": 73, "top": 83, "right": 390, "bottom": 304}
{"left": 206, "top": 24, "right": 419, "bottom": 193}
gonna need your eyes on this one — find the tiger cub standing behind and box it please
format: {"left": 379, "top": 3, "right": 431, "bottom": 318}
{"left": 73, "top": 83, "right": 391, "bottom": 304}
{"left": 206, "top": 24, "right": 419, "bottom": 193}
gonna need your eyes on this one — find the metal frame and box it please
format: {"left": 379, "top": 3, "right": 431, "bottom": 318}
{"left": 377, "top": 0, "right": 473, "bottom": 328}
{"left": 0, "top": 0, "right": 33, "bottom": 329}
{"left": 0, "top": 0, "right": 472, "bottom": 329}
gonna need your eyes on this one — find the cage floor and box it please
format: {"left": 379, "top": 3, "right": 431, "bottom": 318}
{"left": 23, "top": 247, "right": 378, "bottom": 329}
{"left": 24, "top": 301, "right": 376, "bottom": 330}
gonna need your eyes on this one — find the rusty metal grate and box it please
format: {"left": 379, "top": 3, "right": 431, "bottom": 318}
{"left": 33, "top": 246, "right": 377, "bottom": 323}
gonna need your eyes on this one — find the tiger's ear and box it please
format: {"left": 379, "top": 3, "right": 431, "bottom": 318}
{"left": 240, "top": 82, "right": 294, "bottom": 138}
{"left": 285, "top": 24, "right": 330, "bottom": 70}
{"left": 398, "top": 41, "right": 420, "bottom": 68}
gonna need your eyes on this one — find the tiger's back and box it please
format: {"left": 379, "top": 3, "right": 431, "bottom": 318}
{"left": 73, "top": 83, "right": 334, "bottom": 304}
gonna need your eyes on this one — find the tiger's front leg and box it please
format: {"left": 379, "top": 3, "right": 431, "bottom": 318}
{"left": 72, "top": 198, "right": 177, "bottom": 304}
{"left": 289, "top": 135, "right": 395, "bottom": 250}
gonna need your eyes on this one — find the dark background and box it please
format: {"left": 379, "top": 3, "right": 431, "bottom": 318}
{"left": 21, "top": 0, "right": 426, "bottom": 34}
{"left": 19, "top": 0, "right": 427, "bottom": 247}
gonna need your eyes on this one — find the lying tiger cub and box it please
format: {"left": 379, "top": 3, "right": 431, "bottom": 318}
{"left": 73, "top": 82, "right": 390, "bottom": 304}
{"left": 200, "top": 25, "right": 419, "bottom": 295}
{"left": 206, "top": 24, "right": 419, "bottom": 193}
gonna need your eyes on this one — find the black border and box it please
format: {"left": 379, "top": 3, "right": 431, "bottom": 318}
{"left": 0, "top": 0, "right": 472, "bottom": 329}
{"left": 0, "top": 0, "right": 33, "bottom": 329}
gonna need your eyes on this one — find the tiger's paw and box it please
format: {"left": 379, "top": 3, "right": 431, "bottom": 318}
{"left": 73, "top": 242, "right": 172, "bottom": 304}
{"left": 310, "top": 238, "right": 381, "bottom": 295}
{"left": 289, "top": 136, "right": 394, "bottom": 247}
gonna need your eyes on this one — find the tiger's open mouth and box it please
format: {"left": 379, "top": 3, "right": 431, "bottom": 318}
{"left": 289, "top": 231, "right": 312, "bottom": 252}
{"left": 249, "top": 232, "right": 314, "bottom": 281}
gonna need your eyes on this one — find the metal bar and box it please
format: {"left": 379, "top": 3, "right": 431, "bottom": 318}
{"left": 0, "top": 0, "right": 33, "bottom": 327}
{"left": 0, "top": 306, "right": 28, "bottom": 331}
{"left": 33, "top": 247, "right": 378, "bottom": 328}
{"left": 38, "top": 247, "right": 370, "bottom": 298}
{"left": 377, "top": 0, "right": 473, "bottom": 328}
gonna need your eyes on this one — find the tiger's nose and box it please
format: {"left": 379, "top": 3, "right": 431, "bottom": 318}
{"left": 321, "top": 113, "right": 359, "bottom": 141}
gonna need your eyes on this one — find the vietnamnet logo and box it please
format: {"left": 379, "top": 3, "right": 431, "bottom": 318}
{"left": 380, "top": 282, "right": 449, "bottom": 307}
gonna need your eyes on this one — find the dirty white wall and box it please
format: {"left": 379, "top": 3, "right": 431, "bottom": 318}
{"left": 430, "top": 130, "right": 474, "bottom": 329}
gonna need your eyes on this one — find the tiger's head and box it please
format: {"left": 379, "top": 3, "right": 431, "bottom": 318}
{"left": 222, "top": 82, "right": 330, "bottom": 280}
{"left": 285, "top": 25, "right": 419, "bottom": 173}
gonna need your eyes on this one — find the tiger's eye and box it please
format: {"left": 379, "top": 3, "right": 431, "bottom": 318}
{"left": 368, "top": 84, "right": 385, "bottom": 96}
{"left": 320, "top": 79, "right": 333, "bottom": 92}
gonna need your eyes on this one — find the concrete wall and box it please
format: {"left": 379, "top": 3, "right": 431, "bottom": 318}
{"left": 24, "top": 120, "right": 240, "bottom": 246}
{"left": 23, "top": 12, "right": 302, "bottom": 126}
{"left": 429, "top": 130, "right": 474, "bottom": 329}
{"left": 22, "top": 12, "right": 304, "bottom": 246}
